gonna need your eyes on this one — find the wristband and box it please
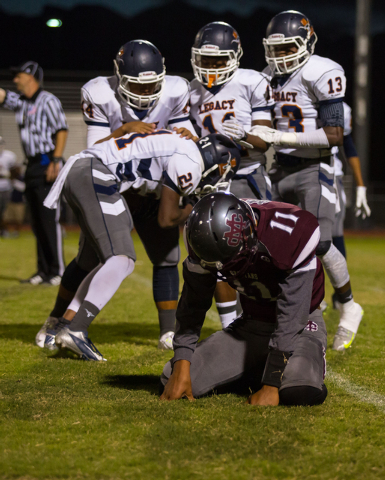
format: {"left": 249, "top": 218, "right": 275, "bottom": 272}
{"left": 52, "top": 156, "right": 64, "bottom": 164}
{"left": 261, "top": 349, "right": 291, "bottom": 388}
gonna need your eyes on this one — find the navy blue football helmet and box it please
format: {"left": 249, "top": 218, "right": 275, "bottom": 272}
{"left": 186, "top": 192, "right": 257, "bottom": 273}
{"left": 114, "top": 40, "right": 166, "bottom": 110}
{"left": 191, "top": 22, "right": 243, "bottom": 87}
{"left": 263, "top": 11, "right": 317, "bottom": 75}
{"left": 195, "top": 134, "right": 241, "bottom": 196}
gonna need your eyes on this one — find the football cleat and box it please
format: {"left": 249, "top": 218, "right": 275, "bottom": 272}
{"left": 35, "top": 316, "right": 58, "bottom": 348}
{"left": 320, "top": 300, "right": 328, "bottom": 313}
{"left": 332, "top": 301, "right": 363, "bottom": 351}
{"left": 158, "top": 331, "right": 174, "bottom": 351}
{"left": 44, "top": 317, "right": 70, "bottom": 351}
{"left": 44, "top": 275, "right": 62, "bottom": 286}
{"left": 55, "top": 327, "right": 107, "bottom": 361}
{"left": 332, "top": 326, "right": 356, "bottom": 351}
{"left": 20, "top": 273, "right": 45, "bottom": 285}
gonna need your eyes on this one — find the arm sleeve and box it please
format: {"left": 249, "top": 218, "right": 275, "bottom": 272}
{"left": 2, "top": 90, "right": 21, "bottom": 112}
{"left": 46, "top": 97, "right": 68, "bottom": 132}
{"left": 173, "top": 258, "right": 217, "bottom": 364}
{"left": 343, "top": 133, "right": 358, "bottom": 158}
{"left": 251, "top": 76, "right": 275, "bottom": 122}
{"left": 261, "top": 258, "right": 318, "bottom": 387}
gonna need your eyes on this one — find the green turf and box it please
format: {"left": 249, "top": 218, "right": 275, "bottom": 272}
{"left": 1, "top": 231, "right": 385, "bottom": 479}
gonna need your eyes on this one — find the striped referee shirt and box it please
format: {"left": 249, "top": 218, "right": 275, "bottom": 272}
{"left": 3, "top": 88, "right": 68, "bottom": 158}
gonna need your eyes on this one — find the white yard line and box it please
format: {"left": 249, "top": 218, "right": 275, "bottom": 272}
{"left": 327, "top": 367, "right": 385, "bottom": 413}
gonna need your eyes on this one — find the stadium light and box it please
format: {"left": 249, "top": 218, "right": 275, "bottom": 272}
{"left": 46, "top": 19, "right": 62, "bottom": 27}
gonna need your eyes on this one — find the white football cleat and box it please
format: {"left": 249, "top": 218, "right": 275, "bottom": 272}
{"left": 158, "top": 331, "right": 174, "bottom": 350}
{"left": 333, "top": 301, "right": 363, "bottom": 351}
{"left": 35, "top": 316, "right": 59, "bottom": 348}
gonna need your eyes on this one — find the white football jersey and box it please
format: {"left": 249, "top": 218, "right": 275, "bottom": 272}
{"left": 0, "top": 149, "right": 17, "bottom": 192}
{"left": 190, "top": 68, "right": 274, "bottom": 172}
{"left": 264, "top": 55, "right": 346, "bottom": 159}
{"left": 81, "top": 75, "right": 195, "bottom": 147}
{"left": 333, "top": 102, "right": 352, "bottom": 177}
{"left": 77, "top": 130, "right": 203, "bottom": 199}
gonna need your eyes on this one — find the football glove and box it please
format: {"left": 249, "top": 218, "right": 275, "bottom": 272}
{"left": 355, "top": 186, "right": 371, "bottom": 219}
{"left": 222, "top": 118, "right": 247, "bottom": 141}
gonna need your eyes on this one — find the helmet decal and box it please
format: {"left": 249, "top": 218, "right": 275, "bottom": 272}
{"left": 224, "top": 213, "right": 249, "bottom": 247}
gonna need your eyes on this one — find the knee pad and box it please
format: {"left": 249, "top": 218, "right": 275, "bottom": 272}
{"left": 279, "top": 384, "right": 328, "bottom": 406}
{"left": 61, "top": 258, "right": 90, "bottom": 293}
{"left": 316, "top": 240, "right": 332, "bottom": 257}
{"left": 153, "top": 266, "right": 179, "bottom": 303}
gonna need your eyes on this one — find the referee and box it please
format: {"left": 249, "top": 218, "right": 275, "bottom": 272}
{"left": 0, "top": 61, "right": 67, "bottom": 285}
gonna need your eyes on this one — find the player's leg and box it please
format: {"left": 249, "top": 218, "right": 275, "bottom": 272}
{"left": 134, "top": 209, "right": 180, "bottom": 350}
{"left": 161, "top": 317, "right": 274, "bottom": 397}
{"left": 279, "top": 309, "right": 328, "bottom": 406}
{"left": 35, "top": 234, "right": 100, "bottom": 348}
{"left": 290, "top": 164, "right": 363, "bottom": 351}
{"left": 53, "top": 158, "right": 136, "bottom": 360}
{"left": 331, "top": 176, "right": 347, "bottom": 308}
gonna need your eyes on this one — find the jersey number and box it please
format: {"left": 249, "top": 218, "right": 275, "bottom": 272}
{"left": 327, "top": 77, "right": 343, "bottom": 94}
{"left": 270, "top": 212, "right": 299, "bottom": 235}
{"left": 203, "top": 112, "right": 235, "bottom": 133}
{"left": 273, "top": 104, "right": 304, "bottom": 132}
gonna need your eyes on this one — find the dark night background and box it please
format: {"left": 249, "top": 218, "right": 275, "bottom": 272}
{"left": 0, "top": 0, "right": 384, "bottom": 182}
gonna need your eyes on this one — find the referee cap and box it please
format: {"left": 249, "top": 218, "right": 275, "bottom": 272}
{"left": 10, "top": 61, "right": 44, "bottom": 83}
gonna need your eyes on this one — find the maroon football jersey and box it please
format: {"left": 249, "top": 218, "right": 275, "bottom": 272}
{"left": 219, "top": 199, "right": 324, "bottom": 321}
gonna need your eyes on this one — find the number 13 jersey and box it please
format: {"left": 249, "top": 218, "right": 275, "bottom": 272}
{"left": 264, "top": 54, "right": 346, "bottom": 159}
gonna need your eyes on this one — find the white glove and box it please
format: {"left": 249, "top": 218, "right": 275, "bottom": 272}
{"left": 222, "top": 118, "right": 246, "bottom": 141}
{"left": 355, "top": 186, "right": 371, "bottom": 219}
{"left": 249, "top": 125, "right": 283, "bottom": 145}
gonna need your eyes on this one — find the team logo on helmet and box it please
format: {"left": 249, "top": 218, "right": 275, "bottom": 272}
{"left": 224, "top": 213, "right": 249, "bottom": 247}
{"left": 218, "top": 157, "right": 238, "bottom": 176}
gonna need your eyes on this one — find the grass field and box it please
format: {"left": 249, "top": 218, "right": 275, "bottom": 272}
{"left": 1, "top": 230, "right": 385, "bottom": 480}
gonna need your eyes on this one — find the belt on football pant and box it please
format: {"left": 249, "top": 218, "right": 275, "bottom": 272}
{"left": 275, "top": 152, "right": 331, "bottom": 168}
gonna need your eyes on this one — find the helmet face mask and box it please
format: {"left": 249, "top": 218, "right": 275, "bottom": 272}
{"left": 191, "top": 22, "right": 243, "bottom": 88}
{"left": 114, "top": 40, "right": 166, "bottom": 110}
{"left": 263, "top": 10, "right": 317, "bottom": 76}
{"left": 194, "top": 134, "right": 241, "bottom": 197}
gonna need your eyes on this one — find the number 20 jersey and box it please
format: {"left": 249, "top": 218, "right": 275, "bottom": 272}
{"left": 264, "top": 55, "right": 346, "bottom": 159}
{"left": 76, "top": 131, "right": 203, "bottom": 198}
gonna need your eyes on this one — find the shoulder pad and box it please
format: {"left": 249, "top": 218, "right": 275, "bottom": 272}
{"left": 301, "top": 55, "right": 345, "bottom": 83}
{"left": 249, "top": 201, "right": 320, "bottom": 270}
{"left": 163, "top": 75, "right": 189, "bottom": 98}
{"left": 81, "top": 76, "right": 116, "bottom": 104}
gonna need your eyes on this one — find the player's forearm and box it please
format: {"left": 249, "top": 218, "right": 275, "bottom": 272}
{"left": 53, "top": 129, "right": 68, "bottom": 157}
{"left": 95, "top": 126, "right": 126, "bottom": 144}
{"left": 323, "top": 126, "right": 343, "bottom": 147}
{"left": 348, "top": 156, "right": 365, "bottom": 187}
{"left": 158, "top": 204, "right": 193, "bottom": 228}
{"left": 243, "top": 133, "right": 269, "bottom": 152}
{"left": 0, "top": 88, "right": 6, "bottom": 105}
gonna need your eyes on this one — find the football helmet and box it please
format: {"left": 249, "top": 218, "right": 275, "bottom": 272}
{"left": 191, "top": 22, "right": 243, "bottom": 88}
{"left": 263, "top": 10, "right": 317, "bottom": 75}
{"left": 114, "top": 39, "right": 166, "bottom": 110}
{"left": 186, "top": 192, "right": 257, "bottom": 274}
{"left": 196, "top": 134, "right": 241, "bottom": 196}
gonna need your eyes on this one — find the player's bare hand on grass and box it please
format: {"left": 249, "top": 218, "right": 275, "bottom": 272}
{"left": 160, "top": 359, "right": 195, "bottom": 401}
{"left": 173, "top": 127, "right": 198, "bottom": 142}
{"left": 46, "top": 161, "right": 61, "bottom": 182}
{"left": 122, "top": 121, "right": 156, "bottom": 134}
{"left": 247, "top": 385, "right": 279, "bottom": 406}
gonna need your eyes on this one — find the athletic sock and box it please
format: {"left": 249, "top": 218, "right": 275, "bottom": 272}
{"left": 332, "top": 236, "right": 347, "bottom": 259}
{"left": 158, "top": 309, "right": 176, "bottom": 336}
{"left": 69, "top": 301, "right": 100, "bottom": 332}
{"left": 50, "top": 296, "right": 71, "bottom": 318}
{"left": 216, "top": 300, "right": 237, "bottom": 329}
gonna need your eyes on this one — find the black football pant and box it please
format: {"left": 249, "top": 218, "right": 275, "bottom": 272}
{"left": 25, "top": 180, "right": 65, "bottom": 278}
